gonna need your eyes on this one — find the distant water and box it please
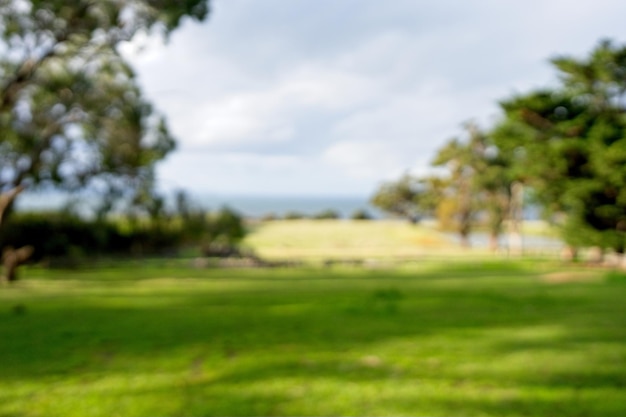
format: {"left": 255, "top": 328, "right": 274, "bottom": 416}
{"left": 194, "top": 194, "right": 381, "bottom": 219}
{"left": 16, "top": 191, "right": 541, "bottom": 223}
{"left": 446, "top": 232, "right": 563, "bottom": 250}
{"left": 16, "top": 191, "right": 381, "bottom": 219}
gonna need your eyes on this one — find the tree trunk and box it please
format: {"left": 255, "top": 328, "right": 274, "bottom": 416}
{"left": 0, "top": 186, "right": 33, "bottom": 284}
{"left": 459, "top": 232, "right": 471, "bottom": 248}
{"left": 0, "top": 185, "right": 25, "bottom": 224}
{"left": 560, "top": 246, "right": 579, "bottom": 263}
{"left": 2, "top": 246, "right": 34, "bottom": 283}
{"left": 508, "top": 182, "right": 524, "bottom": 256}
{"left": 488, "top": 232, "right": 499, "bottom": 252}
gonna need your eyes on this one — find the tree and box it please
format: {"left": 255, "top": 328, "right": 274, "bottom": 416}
{"left": 201, "top": 207, "right": 247, "bottom": 258}
{"left": 370, "top": 174, "right": 435, "bottom": 223}
{"left": 350, "top": 209, "right": 373, "bottom": 220}
{"left": 431, "top": 127, "right": 478, "bottom": 247}
{"left": 499, "top": 40, "right": 626, "bottom": 258}
{"left": 431, "top": 122, "right": 514, "bottom": 249}
{"left": 0, "top": 0, "right": 210, "bottom": 280}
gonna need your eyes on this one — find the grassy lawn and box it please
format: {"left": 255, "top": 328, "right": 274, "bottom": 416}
{"left": 1, "top": 260, "right": 625, "bottom": 416}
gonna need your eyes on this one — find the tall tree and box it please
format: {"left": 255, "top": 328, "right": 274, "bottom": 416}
{"left": 499, "top": 40, "right": 626, "bottom": 257}
{"left": 0, "top": 0, "right": 210, "bottom": 280}
{"left": 432, "top": 122, "right": 513, "bottom": 249}
{"left": 0, "top": 0, "right": 210, "bottom": 200}
{"left": 370, "top": 173, "right": 436, "bottom": 224}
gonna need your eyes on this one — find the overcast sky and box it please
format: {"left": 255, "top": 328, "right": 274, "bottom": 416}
{"left": 122, "top": 0, "right": 626, "bottom": 197}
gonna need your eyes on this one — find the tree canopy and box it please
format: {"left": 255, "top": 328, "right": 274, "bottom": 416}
{"left": 370, "top": 174, "right": 434, "bottom": 224}
{"left": 374, "top": 39, "right": 626, "bottom": 256}
{"left": 498, "top": 40, "right": 626, "bottom": 253}
{"left": 0, "top": 0, "right": 210, "bottom": 280}
{"left": 431, "top": 122, "right": 514, "bottom": 248}
{"left": 0, "top": 0, "right": 210, "bottom": 203}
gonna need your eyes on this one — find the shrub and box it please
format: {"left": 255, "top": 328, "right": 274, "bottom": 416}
{"left": 351, "top": 209, "right": 373, "bottom": 220}
{"left": 283, "top": 211, "right": 307, "bottom": 220}
{"left": 201, "top": 207, "right": 247, "bottom": 257}
{"left": 0, "top": 211, "right": 130, "bottom": 261}
{"left": 260, "top": 212, "right": 278, "bottom": 222}
{"left": 0, "top": 199, "right": 250, "bottom": 264}
{"left": 313, "top": 209, "right": 341, "bottom": 220}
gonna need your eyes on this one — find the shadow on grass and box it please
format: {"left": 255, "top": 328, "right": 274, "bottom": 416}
{"left": 1, "top": 265, "right": 625, "bottom": 416}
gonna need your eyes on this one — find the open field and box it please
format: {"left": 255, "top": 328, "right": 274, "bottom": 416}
{"left": 244, "top": 219, "right": 453, "bottom": 262}
{"left": 1, "top": 260, "right": 625, "bottom": 416}
{"left": 243, "top": 219, "right": 562, "bottom": 263}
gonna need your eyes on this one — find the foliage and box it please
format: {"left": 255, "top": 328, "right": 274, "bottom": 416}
{"left": 313, "top": 209, "right": 341, "bottom": 220}
{"left": 373, "top": 40, "right": 626, "bottom": 254}
{"left": 376, "top": 123, "right": 513, "bottom": 249}
{"left": 0, "top": 210, "right": 130, "bottom": 262}
{"left": 260, "top": 212, "right": 278, "bottom": 222}
{"left": 0, "top": 199, "right": 247, "bottom": 264}
{"left": 0, "top": 0, "right": 211, "bottom": 277}
{"left": 200, "top": 206, "right": 247, "bottom": 257}
{"left": 370, "top": 174, "right": 434, "bottom": 223}
{"left": 0, "top": 0, "right": 210, "bottom": 211}
{"left": 283, "top": 211, "right": 307, "bottom": 220}
{"left": 431, "top": 122, "right": 514, "bottom": 248}
{"left": 350, "top": 209, "right": 373, "bottom": 220}
{"left": 498, "top": 40, "right": 626, "bottom": 252}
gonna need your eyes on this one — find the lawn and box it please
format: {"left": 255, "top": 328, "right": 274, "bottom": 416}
{"left": 1, "top": 260, "right": 625, "bottom": 416}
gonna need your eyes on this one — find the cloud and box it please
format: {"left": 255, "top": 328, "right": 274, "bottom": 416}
{"left": 322, "top": 140, "right": 405, "bottom": 180}
{"left": 124, "top": 0, "right": 626, "bottom": 196}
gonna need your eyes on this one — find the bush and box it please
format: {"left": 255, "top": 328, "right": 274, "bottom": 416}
{"left": 0, "top": 211, "right": 130, "bottom": 261}
{"left": 0, "top": 199, "right": 250, "bottom": 265}
{"left": 283, "top": 211, "right": 307, "bottom": 220}
{"left": 313, "top": 209, "right": 341, "bottom": 220}
{"left": 351, "top": 209, "right": 373, "bottom": 220}
{"left": 200, "top": 207, "right": 247, "bottom": 258}
{"left": 0, "top": 211, "right": 184, "bottom": 263}
{"left": 260, "top": 212, "right": 278, "bottom": 222}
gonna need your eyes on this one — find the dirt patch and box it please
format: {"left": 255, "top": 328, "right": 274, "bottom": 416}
{"left": 540, "top": 271, "right": 602, "bottom": 284}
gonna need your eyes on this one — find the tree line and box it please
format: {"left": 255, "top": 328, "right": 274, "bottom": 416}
{"left": 371, "top": 40, "right": 626, "bottom": 261}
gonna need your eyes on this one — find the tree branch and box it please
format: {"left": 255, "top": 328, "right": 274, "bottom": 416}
{"left": 0, "top": 185, "right": 25, "bottom": 225}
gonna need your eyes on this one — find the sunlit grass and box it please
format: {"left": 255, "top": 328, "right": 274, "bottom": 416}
{"left": 1, "top": 262, "right": 625, "bottom": 416}
{"left": 242, "top": 219, "right": 563, "bottom": 264}
{"left": 243, "top": 219, "right": 461, "bottom": 262}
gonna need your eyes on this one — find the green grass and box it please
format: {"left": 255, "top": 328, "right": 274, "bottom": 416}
{"left": 1, "top": 260, "right": 625, "bottom": 416}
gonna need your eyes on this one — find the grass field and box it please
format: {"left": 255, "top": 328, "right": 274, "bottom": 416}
{"left": 244, "top": 219, "right": 465, "bottom": 263}
{"left": 1, "top": 259, "right": 625, "bottom": 416}
{"left": 242, "top": 219, "right": 562, "bottom": 264}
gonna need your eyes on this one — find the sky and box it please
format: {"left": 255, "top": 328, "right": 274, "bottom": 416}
{"left": 121, "top": 0, "right": 626, "bottom": 198}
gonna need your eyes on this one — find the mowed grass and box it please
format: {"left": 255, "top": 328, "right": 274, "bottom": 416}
{"left": 1, "top": 261, "right": 626, "bottom": 416}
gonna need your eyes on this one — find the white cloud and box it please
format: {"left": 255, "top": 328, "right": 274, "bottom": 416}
{"left": 322, "top": 140, "right": 406, "bottom": 180}
{"left": 125, "top": 0, "right": 626, "bottom": 196}
{"left": 180, "top": 92, "right": 295, "bottom": 148}
{"left": 155, "top": 62, "right": 385, "bottom": 151}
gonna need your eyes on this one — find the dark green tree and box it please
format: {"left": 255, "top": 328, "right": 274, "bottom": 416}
{"left": 498, "top": 40, "right": 626, "bottom": 257}
{"left": 201, "top": 207, "right": 247, "bottom": 258}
